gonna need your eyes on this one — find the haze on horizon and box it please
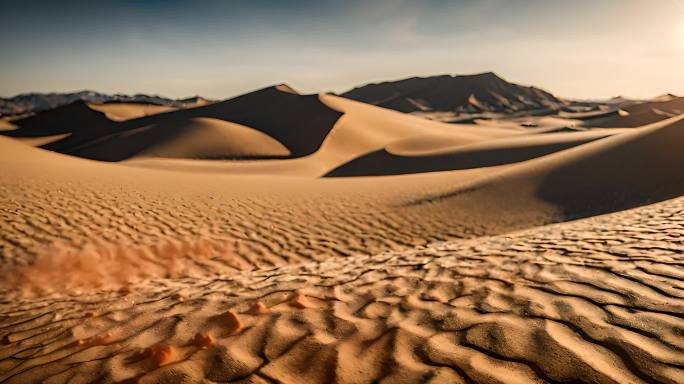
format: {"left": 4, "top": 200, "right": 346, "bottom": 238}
{"left": 1, "top": 0, "right": 683, "bottom": 100}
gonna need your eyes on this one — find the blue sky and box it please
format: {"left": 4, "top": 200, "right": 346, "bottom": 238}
{"left": 1, "top": 0, "right": 683, "bottom": 99}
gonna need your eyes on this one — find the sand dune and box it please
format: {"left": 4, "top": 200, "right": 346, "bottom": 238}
{"left": 123, "top": 94, "right": 524, "bottom": 177}
{"left": 2, "top": 114, "right": 683, "bottom": 291}
{"left": 583, "top": 96, "right": 684, "bottom": 127}
{"left": 4, "top": 87, "right": 564, "bottom": 174}
{"left": 410, "top": 114, "right": 684, "bottom": 234}
{"left": 6, "top": 100, "right": 116, "bottom": 137}
{"left": 1, "top": 80, "right": 684, "bottom": 383}
{"left": 31, "top": 85, "right": 342, "bottom": 161}
{"left": 326, "top": 129, "right": 621, "bottom": 176}
{"left": 66, "top": 117, "right": 291, "bottom": 160}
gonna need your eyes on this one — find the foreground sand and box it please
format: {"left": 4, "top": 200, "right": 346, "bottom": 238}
{"left": 1, "top": 194, "right": 683, "bottom": 383}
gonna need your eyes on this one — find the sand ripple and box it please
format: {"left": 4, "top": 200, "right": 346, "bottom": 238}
{"left": 1, "top": 196, "right": 682, "bottom": 383}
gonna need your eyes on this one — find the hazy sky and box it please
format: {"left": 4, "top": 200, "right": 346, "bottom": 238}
{"left": 1, "top": 0, "right": 683, "bottom": 99}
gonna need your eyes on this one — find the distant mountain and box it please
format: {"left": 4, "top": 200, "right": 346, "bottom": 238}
{"left": 341, "top": 72, "right": 565, "bottom": 114}
{"left": 0, "top": 90, "right": 211, "bottom": 116}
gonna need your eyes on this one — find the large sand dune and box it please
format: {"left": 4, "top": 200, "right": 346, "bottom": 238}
{"left": 1, "top": 82, "right": 683, "bottom": 383}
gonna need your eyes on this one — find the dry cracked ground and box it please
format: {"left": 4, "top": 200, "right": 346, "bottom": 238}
{"left": 1, "top": 196, "right": 683, "bottom": 384}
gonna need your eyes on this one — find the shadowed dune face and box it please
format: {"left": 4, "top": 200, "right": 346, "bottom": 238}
{"left": 6, "top": 100, "right": 115, "bottom": 137}
{"left": 170, "top": 85, "right": 343, "bottom": 157}
{"left": 538, "top": 115, "right": 684, "bottom": 219}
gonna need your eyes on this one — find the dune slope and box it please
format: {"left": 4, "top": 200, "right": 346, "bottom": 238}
{"left": 326, "top": 129, "right": 621, "bottom": 176}
{"left": 66, "top": 117, "right": 291, "bottom": 160}
{"left": 0, "top": 136, "right": 503, "bottom": 288}
{"left": 410, "top": 115, "right": 684, "bottom": 233}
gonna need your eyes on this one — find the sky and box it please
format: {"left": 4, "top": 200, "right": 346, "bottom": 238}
{"left": 1, "top": 0, "right": 683, "bottom": 100}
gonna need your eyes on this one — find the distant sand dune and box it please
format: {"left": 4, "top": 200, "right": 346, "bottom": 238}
{"left": 69, "top": 117, "right": 291, "bottom": 160}
{"left": 584, "top": 96, "right": 684, "bottom": 128}
{"left": 89, "top": 102, "right": 177, "bottom": 121}
{"left": 121, "top": 94, "right": 520, "bottom": 177}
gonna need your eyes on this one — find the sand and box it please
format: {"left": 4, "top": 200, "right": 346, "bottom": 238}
{"left": 1, "top": 191, "right": 682, "bottom": 383}
{"left": 1, "top": 84, "right": 683, "bottom": 383}
{"left": 582, "top": 96, "right": 684, "bottom": 128}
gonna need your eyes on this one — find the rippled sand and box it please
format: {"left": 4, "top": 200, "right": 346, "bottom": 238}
{"left": 2, "top": 194, "right": 683, "bottom": 383}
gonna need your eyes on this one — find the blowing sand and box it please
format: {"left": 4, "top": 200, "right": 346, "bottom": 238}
{"left": 0, "top": 86, "right": 683, "bottom": 383}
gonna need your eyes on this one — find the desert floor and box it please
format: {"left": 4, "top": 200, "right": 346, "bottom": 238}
{"left": 1, "top": 90, "right": 683, "bottom": 383}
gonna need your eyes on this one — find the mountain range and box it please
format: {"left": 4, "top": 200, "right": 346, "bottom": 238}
{"left": 2, "top": 72, "right": 565, "bottom": 117}
{"left": 0, "top": 90, "right": 211, "bottom": 116}
{"left": 341, "top": 72, "right": 565, "bottom": 114}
